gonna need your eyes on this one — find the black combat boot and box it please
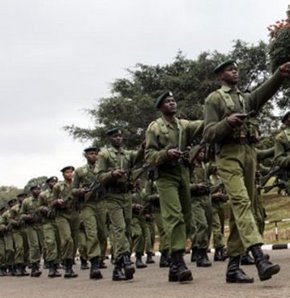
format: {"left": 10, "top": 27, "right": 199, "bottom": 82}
{"left": 89, "top": 257, "right": 103, "bottom": 279}
{"left": 191, "top": 246, "right": 198, "bottom": 262}
{"left": 250, "top": 245, "right": 280, "bottom": 281}
{"left": 6, "top": 265, "right": 15, "bottom": 276}
{"left": 159, "top": 250, "right": 170, "bottom": 268}
{"left": 21, "top": 265, "right": 29, "bottom": 276}
{"left": 112, "top": 259, "right": 126, "bottom": 281}
{"left": 99, "top": 258, "right": 107, "bottom": 269}
{"left": 196, "top": 248, "right": 212, "bottom": 267}
{"left": 30, "top": 263, "right": 42, "bottom": 277}
{"left": 14, "top": 264, "right": 24, "bottom": 277}
{"left": 240, "top": 251, "right": 255, "bottom": 265}
{"left": 64, "top": 259, "right": 78, "bottom": 278}
{"left": 122, "top": 254, "right": 135, "bottom": 280}
{"left": 169, "top": 251, "right": 193, "bottom": 283}
{"left": 0, "top": 267, "right": 6, "bottom": 276}
{"left": 135, "top": 253, "right": 147, "bottom": 269}
{"left": 48, "top": 261, "right": 56, "bottom": 278}
{"left": 226, "top": 256, "right": 254, "bottom": 283}
{"left": 54, "top": 263, "right": 62, "bottom": 277}
{"left": 214, "top": 246, "right": 228, "bottom": 261}
{"left": 80, "top": 257, "right": 89, "bottom": 270}
{"left": 146, "top": 252, "right": 155, "bottom": 264}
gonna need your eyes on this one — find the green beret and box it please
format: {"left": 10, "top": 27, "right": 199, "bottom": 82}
{"left": 60, "top": 166, "right": 75, "bottom": 173}
{"left": 155, "top": 91, "right": 173, "bottom": 108}
{"left": 46, "top": 176, "right": 58, "bottom": 184}
{"left": 16, "top": 192, "right": 27, "bottom": 199}
{"left": 106, "top": 128, "right": 122, "bottom": 136}
{"left": 214, "top": 60, "right": 237, "bottom": 74}
{"left": 7, "top": 198, "right": 17, "bottom": 205}
{"left": 30, "top": 185, "right": 41, "bottom": 191}
{"left": 84, "top": 146, "right": 99, "bottom": 153}
{"left": 282, "top": 111, "right": 290, "bottom": 124}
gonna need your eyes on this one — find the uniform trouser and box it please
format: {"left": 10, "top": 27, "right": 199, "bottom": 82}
{"left": 12, "top": 230, "right": 24, "bottom": 265}
{"left": 217, "top": 143, "right": 263, "bottom": 256}
{"left": 105, "top": 194, "right": 131, "bottom": 263}
{"left": 131, "top": 215, "right": 151, "bottom": 254}
{"left": 80, "top": 204, "right": 101, "bottom": 260}
{"left": 252, "top": 189, "right": 265, "bottom": 236}
{"left": 25, "top": 226, "right": 41, "bottom": 264}
{"left": 191, "top": 195, "right": 212, "bottom": 249}
{"left": 156, "top": 165, "right": 191, "bottom": 253}
{"left": 0, "top": 237, "right": 5, "bottom": 266}
{"left": 147, "top": 218, "right": 155, "bottom": 252}
{"left": 4, "top": 233, "right": 14, "bottom": 266}
{"left": 211, "top": 201, "right": 225, "bottom": 248}
{"left": 42, "top": 220, "right": 61, "bottom": 263}
{"left": 154, "top": 211, "right": 169, "bottom": 252}
{"left": 95, "top": 200, "right": 108, "bottom": 259}
{"left": 78, "top": 225, "right": 88, "bottom": 260}
{"left": 55, "top": 210, "right": 80, "bottom": 261}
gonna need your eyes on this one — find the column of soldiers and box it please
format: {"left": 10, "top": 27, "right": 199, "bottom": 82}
{"left": 0, "top": 60, "right": 290, "bottom": 285}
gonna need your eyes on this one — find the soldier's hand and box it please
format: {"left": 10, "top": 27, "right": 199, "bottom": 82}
{"left": 57, "top": 199, "right": 64, "bottom": 206}
{"left": 167, "top": 148, "right": 182, "bottom": 160}
{"left": 112, "top": 169, "right": 126, "bottom": 179}
{"left": 227, "top": 113, "right": 245, "bottom": 127}
{"left": 279, "top": 62, "right": 290, "bottom": 77}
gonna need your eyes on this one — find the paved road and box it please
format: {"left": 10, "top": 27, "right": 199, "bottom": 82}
{"left": 2, "top": 250, "right": 290, "bottom": 298}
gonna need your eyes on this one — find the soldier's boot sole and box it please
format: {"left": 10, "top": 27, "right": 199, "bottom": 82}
{"left": 177, "top": 269, "right": 193, "bottom": 282}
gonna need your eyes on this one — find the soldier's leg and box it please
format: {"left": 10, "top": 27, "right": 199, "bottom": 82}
{"left": 4, "top": 233, "right": 14, "bottom": 271}
{"left": 70, "top": 211, "right": 80, "bottom": 261}
{"left": 42, "top": 222, "right": 58, "bottom": 263}
{"left": 123, "top": 195, "right": 132, "bottom": 248}
{"left": 78, "top": 224, "right": 89, "bottom": 269}
{"left": 95, "top": 200, "right": 108, "bottom": 261}
{"left": 25, "top": 227, "right": 41, "bottom": 277}
{"left": 12, "top": 231, "right": 25, "bottom": 276}
{"left": 0, "top": 237, "right": 6, "bottom": 276}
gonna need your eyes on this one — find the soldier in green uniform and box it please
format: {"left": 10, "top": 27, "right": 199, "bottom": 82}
{"left": 203, "top": 60, "right": 290, "bottom": 283}
{"left": 274, "top": 111, "right": 290, "bottom": 194}
{"left": 38, "top": 176, "right": 62, "bottom": 278}
{"left": 0, "top": 203, "right": 7, "bottom": 276}
{"left": 97, "top": 128, "right": 144, "bottom": 281}
{"left": 145, "top": 91, "right": 203, "bottom": 282}
{"left": 190, "top": 147, "right": 212, "bottom": 267}
{"left": 72, "top": 146, "right": 105, "bottom": 280}
{"left": 78, "top": 219, "right": 89, "bottom": 270}
{"left": 20, "top": 186, "right": 43, "bottom": 277}
{"left": 52, "top": 166, "right": 79, "bottom": 278}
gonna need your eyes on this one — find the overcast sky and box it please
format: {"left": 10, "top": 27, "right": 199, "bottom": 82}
{"left": 0, "top": 0, "right": 289, "bottom": 188}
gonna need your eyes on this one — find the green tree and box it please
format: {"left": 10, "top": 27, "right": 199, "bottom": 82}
{"left": 65, "top": 40, "right": 283, "bottom": 148}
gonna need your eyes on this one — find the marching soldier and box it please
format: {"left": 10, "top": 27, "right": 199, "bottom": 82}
{"left": 145, "top": 91, "right": 203, "bottom": 282}
{"left": 203, "top": 60, "right": 290, "bottom": 283}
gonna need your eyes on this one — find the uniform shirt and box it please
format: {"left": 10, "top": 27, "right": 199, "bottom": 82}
{"left": 203, "top": 70, "right": 284, "bottom": 145}
{"left": 274, "top": 127, "right": 290, "bottom": 168}
{"left": 145, "top": 116, "right": 203, "bottom": 167}
{"left": 52, "top": 180, "right": 75, "bottom": 210}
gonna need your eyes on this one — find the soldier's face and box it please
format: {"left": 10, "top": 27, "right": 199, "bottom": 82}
{"left": 109, "top": 133, "right": 123, "bottom": 148}
{"left": 32, "top": 188, "right": 41, "bottom": 197}
{"left": 85, "top": 151, "right": 98, "bottom": 163}
{"left": 160, "top": 97, "right": 177, "bottom": 115}
{"left": 63, "top": 169, "right": 74, "bottom": 180}
{"left": 220, "top": 65, "right": 239, "bottom": 84}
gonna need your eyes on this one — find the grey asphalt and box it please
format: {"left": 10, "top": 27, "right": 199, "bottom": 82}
{"left": 1, "top": 250, "right": 290, "bottom": 298}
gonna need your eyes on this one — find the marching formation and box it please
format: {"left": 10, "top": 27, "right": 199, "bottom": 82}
{"left": 1, "top": 60, "right": 290, "bottom": 285}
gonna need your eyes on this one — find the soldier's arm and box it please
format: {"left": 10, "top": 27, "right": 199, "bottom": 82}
{"left": 187, "top": 120, "right": 204, "bottom": 140}
{"left": 145, "top": 122, "right": 170, "bottom": 166}
{"left": 247, "top": 69, "right": 284, "bottom": 112}
{"left": 203, "top": 93, "right": 234, "bottom": 144}
{"left": 274, "top": 137, "right": 290, "bottom": 167}
{"left": 256, "top": 147, "right": 275, "bottom": 162}
{"left": 96, "top": 152, "right": 115, "bottom": 186}
{"left": 71, "top": 169, "right": 83, "bottom": 197}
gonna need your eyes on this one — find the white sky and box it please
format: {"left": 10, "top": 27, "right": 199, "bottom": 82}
{"left": 0, "top": 0, "right": 289, "bottom": 188}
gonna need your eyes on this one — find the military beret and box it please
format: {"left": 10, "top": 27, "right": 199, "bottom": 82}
{"left": 155, "top": 91, "right": 173, "bottom": 108}
{"left": 30, "top": 185, "right": 41, "bottom": 191}
{"left": 214, "top": 60, "right": 237, "bottom": 74}
{"left": 16, "top": 192, "right": 27, "bottom": 198}
{"left": 106, "top": 128, "right": 122, "bottom": 136}
{"left": 84, "top": 146, "right": 99, "bottom": 153}
{"left": 7, "top": 198, "right": 17, "bottom": 204}
{"left": 46, "top": 176, "right": 58, "bottom": 184}
{"left": 281, "top": 111, "right": 290, "bottom": 124}
{"left": 60, "top": 166, "right": 75, "bottom": 173}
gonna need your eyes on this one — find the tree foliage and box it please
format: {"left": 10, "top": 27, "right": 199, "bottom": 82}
{"left": 65, "top": 40, "right": 286, "bottom": 148}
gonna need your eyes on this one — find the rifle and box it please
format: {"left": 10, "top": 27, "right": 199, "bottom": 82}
{"left": 210, "top": 181, "right": 224, "bottom": 194}
{"left": 83, "top": 180, "right": 105, "bottom": 202}
{"left": 260, "top": 166, "right": 281, "bottom": 187}
{"left": 189, "top": 142, "right": 207, "bottom": 164}
{"left": 262, "top": 178, "right": 287, "bottom": 194}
